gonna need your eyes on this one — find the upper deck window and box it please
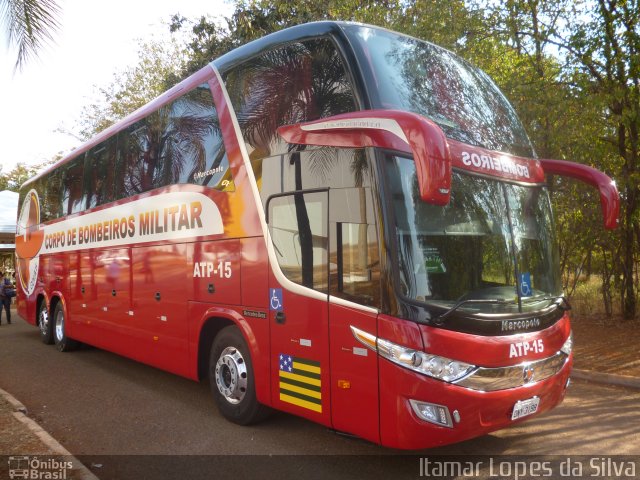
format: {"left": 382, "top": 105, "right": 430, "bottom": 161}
{"left": 224, "top": 37, "right": 357, "bottom": 159}
{"left": 346, "top": 26, "right": 534, "bottom": 158}
{"left": 115, "top": 83, "right": 231, "bottom": 201}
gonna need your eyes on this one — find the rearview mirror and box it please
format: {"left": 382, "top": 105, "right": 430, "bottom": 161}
{"left": 277, "top": 110, "right": 451, "bottom": 205}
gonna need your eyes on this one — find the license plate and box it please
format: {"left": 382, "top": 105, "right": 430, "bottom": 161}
{"left": 511, "top": 396, "right": 540, "bottom": 420}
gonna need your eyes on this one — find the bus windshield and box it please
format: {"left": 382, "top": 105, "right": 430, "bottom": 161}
{"left": 347, "top": 25, "right": 535, "bottom": 158}
{"left": 387, "top": 156, "right": 561, "bottom": 314}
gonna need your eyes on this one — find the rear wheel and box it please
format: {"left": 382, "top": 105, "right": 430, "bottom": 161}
{"left": 38, "top": 302, "right": 53, "bottom": 345}
{"left": 53, "top": 303, "right": 78, "bottom": 352}
{"left": 209, "top": 326, "right": 270, "bottom": 425}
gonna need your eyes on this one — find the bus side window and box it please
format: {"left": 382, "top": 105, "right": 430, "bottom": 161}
{"left": 259, "top": 148, "right": 380, "bottom": 308}
{"left": 115, "top": 116, "right": 160, "bottom": 198}
{"left": 84, "top": 139, "right": 116, "bottom": 209}
{"left": 60, "top": 156, "right": 85, "bottom": 215}
{"left": 164, "top": 84, "right": 234, "bottom": 191}
{"left": 329, "top": 185, "right": 380, "bottom": 308}
{"left": 267, "top": 190, "right": 329, "bottom": 293}
{"left": 112, "top": 84, "right": 232, "bottom": 201}
{"left": 30, "top": 179, "right": 46, "bottom": 208}
{"left": 42, "top": 171, "right": 62, "bottom": 222}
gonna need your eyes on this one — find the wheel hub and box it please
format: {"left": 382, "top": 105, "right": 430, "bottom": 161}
{"left": 215, "top": 347, "right": 247, "bottom": 404}
{"left": 39, "top": 309, "right": 49, "bottom": 335}
{"left": 55, "top": 309, "right": 64, "bottom": 342}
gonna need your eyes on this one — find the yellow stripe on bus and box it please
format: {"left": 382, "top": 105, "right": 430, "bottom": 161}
{"left": 280, "top": 393, "right": 322, "bottom": 413}
{"left": 279, "top": 382, "right": 322, "bottom": 400}
{"left": 293, "top": 361, "right": 321, "bottom": 375}
{"left": 279, "top": 370, "right": 321, "bottom": 387}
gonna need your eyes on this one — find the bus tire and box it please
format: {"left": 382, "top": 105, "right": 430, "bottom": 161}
{"left": 53, "top": 303, "right": 78, "bottom": 352}
{"left": 209, "top": 326, "right": 269, "bottom": 425}
{"left": 38, "top": 302, "right": 54, "bottom": 345}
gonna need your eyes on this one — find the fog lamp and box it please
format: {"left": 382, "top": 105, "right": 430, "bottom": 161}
{"left": 409, "top": 399, "right": 453, "bottom": 428}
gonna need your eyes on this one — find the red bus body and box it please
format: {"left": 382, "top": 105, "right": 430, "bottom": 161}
{"left": 15, "top": 22, "right": 618, "bottom": 449}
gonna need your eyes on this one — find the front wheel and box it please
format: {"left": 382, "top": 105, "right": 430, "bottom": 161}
{"left": 38, "top": 302, "right": 53, "bottom": 345}
{"left": 209, "top": 326, "right": 270, "bottom": 425}
{"left": 53, "top": 303, "right": 78, "bottom": 352}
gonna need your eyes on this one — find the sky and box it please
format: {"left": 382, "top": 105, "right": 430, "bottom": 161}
{"left": 0, "top": 190, "right": 18, "bottom": 233}
{"left": 1, "top": 0, "right": 234, "bottom": 175}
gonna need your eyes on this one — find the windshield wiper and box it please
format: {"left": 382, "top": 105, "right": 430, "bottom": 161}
{"left": 433, "top": 298, "right": 515, "bottom": 325}
{"left": 523, "top": 295, "right": 572, "bottom": 311}
{"left": 433, "top": 295, "right": 571, "bottom": 326}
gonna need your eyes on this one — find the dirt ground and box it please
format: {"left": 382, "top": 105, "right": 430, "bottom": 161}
{"left": 0, "top": 395, "right": 88, "bottom": 479}
{"left": 571, "top": 315, "right": 640, "bottom": 377}
{"left": 0, "top": 394, "right": 59, "bottom": 455}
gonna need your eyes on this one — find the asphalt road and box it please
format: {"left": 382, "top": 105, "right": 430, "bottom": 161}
{"left": 1, "top": 313, "right": 639, "bottom": 479}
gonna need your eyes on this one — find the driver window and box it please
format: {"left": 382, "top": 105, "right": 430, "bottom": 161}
{"left": 268, "top": 191, "right": 328, "bottom": 293}
{"left": 261, "top": 148, "right": 380, "bottom": 308}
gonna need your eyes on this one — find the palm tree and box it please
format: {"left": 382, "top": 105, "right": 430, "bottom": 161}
{"left": 1, "top": 0, "right": 61, "bottom": 71}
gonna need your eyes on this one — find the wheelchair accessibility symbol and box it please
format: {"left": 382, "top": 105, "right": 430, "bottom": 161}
{"left": 270, "top": 288, "right": 284, "bottom": 311}
{"left": 519, "top": 272, "right": 532, "bottom": 297}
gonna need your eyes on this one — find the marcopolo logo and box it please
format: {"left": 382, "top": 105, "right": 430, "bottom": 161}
{"left": 8, "top": 456, "right": 72, "bottom": 479}
{"left": 15, "top": 189, "right": 44, "bottom": 297}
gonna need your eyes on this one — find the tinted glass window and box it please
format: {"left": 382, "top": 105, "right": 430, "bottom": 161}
{"left": 224, "top": 38, "right": 357, "bottom": 158}
{"left": 161, "top": 84, "right": 233, "bottom": 191}
{"left": 268, "top": 191, "right": 328, "bottom": 292}
{"left": 115, "top": 115, "right": 161, "bottom": 199}
{"left": 18, "top": 179, "right": 45, "bottom": 221}
{"left": 84, "top": 138, "right": 117, "bottom": 208}
{"left": 347, "top": 26, "right": 534, "bottom": 157}
{"left": 386, "top": 155, "right": 560, "bottom": 314}
{"left": 61, "top": 156, "right": 85, "bottom": 215}
{"left": 42, "top": 171, "right": 62, "bottom": 222}
{"left": 261, "top": 148, "right": 380, "bottom": 307}
{"left": 114, "top": 83, "right": 231, "bottom": 200}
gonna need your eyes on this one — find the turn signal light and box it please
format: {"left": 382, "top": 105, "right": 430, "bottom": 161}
{"left": 337, "top": 380, "right": 351, "bottom": 389}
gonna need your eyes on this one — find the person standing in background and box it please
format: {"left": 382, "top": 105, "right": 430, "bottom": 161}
{"left": 0, "top": 272, "right": 12, "bottom": 325}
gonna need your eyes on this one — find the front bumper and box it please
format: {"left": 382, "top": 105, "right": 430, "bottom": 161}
{"left": 379, "top": 353, "right": 573, "bottom": 450}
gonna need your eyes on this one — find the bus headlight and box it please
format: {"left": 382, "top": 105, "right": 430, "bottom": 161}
{"left": 560, "top": 331, "right": 573, "bottom": 355}
{"left": 351, "top": 326, "right": 476, "bottom": 383}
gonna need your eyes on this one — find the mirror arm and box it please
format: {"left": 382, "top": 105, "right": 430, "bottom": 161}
{"left": 277, "top": 109, "right": 451, "bottom": 205}
{"left": 540, "top": 158, "right": 620, "bottom": 230}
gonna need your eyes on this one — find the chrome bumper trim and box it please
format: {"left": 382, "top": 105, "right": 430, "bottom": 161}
{"left": 454, "top": 351, "right": 569, "bottom": 392}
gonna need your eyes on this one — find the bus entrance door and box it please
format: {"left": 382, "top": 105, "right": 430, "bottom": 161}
{"left": 267, "top": 190, "right": 331, "bottom": 426}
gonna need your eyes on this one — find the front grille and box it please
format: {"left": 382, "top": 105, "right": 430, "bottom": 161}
{"left": 454, "top": 351, "right": 569, "bottom": 392}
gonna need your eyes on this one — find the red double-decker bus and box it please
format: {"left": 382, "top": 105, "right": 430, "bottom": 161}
{"left": 15, "top": 22, "right": 619, "bottom": 449}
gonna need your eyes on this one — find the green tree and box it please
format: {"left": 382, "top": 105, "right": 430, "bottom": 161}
{"left": 0, "top": 0, "right": 61, "bottom": 71}
{"left": 0, "top": 159, "right": 56, "bottom": 192}
{"left": 170, "top": 0, "right": 432, "bottom": 78}
{"left": 78, "top": 37, "right": 187, "bottom": 139}
{"left": 481, "top": 0, "right": 639, "bottom": 318}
